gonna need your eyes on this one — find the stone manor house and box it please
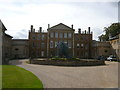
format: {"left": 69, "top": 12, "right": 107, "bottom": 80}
{"left": 1, "top": 20, "right": 120, "bottom": 64}
{"left": 29, "top": 23, "right": 92, "bottom": 58}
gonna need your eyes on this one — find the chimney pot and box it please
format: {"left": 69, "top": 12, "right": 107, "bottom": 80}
{"left": 31, "top": 25, "right": 33, "bottom": 32}
{"left": 39, "top": 27, "right": 42, "bottom": 32}
{"left": 33, "top": 28, "right": 35, "bottom": 32}
{"left": 71, "top": 24, "right": 73, "bottom": 29}
{"left": 88, "top": 27, "right": 90, "bottom": 34}
{"left": 85, "top": 30, "right": 86, "bottom": 34}
{"left": 48, "top": 24, "right": 50, "bottom": 29}
{"left": 78, "top": 28, "right": 81, "bottom": 34}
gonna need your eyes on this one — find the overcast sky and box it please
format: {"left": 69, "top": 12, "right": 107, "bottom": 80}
{"left": 0, "top": 0, "right": 119, "bottom": 40}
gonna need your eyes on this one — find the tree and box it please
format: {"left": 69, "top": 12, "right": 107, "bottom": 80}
{"left": 56, "top": 42, "right": 69, "bottom": 58}
{"left": 98, "top": 34, "right": 108, "bottom": 41}
{"left": 98, "top": 23, "right": 120, "bottom": 41}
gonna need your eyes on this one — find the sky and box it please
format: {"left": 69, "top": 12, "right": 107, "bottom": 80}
{"left": 0, "top": 0, "right": 119, "bottom": 40}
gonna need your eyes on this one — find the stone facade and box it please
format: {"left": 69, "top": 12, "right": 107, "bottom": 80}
{"left": 4, "top": 34, "right": 13, "bottom": 59}
{"left": 92, "top": 41, "right": 111, "bottom": 58}
{"left": 109, "top": 34, "right": 120, "bottom": 60}
{"left": 74, "top": 33, "right": 92, "bottom": 58}
{"left": 1, "top": 21, "right": 119, "bottom": 61}
{"left": 29, "top": 23, "right": 92, "bottom": 58}
{"left": 0, "top": 20, "right": 13, "bottom": 64}
{"left": 0, "top": 20, "right": 3, "bottom": 64}
{"left": 31, "top": 59, "right": 105, "bottom": 66}
{"left": 47, "top": 23, "right": 75, "bottom": 57}
{"left": 29, "top": 31, "right": 48, "bottom": 58}
{"left": 118, "top": 34, "right": 120, "bottom": 60}
{"left": 12, "top": 39, "right": 29, "bottom": 59}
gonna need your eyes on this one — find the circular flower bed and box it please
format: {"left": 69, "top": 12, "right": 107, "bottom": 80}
{"left": 30, "top": 58, "right": 105, "bottom": 66}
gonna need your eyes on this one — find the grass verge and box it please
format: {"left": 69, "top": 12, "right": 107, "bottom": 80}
{"left": 0, "top": 65, "right": 2, "bottom": 89}
{"left": 2, "top": 65, "right": 43, "bottom": 88}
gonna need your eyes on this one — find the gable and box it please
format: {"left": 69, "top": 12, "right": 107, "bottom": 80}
{"left": 0, "top": 20, "right": 7, "bottom": 31}
{"left": 48, "top": 23, "right": 74, "bottom": 31}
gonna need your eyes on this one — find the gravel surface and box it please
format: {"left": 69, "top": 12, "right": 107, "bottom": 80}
{"left": 9, "top": 59, "right": 118, "bottom": 88}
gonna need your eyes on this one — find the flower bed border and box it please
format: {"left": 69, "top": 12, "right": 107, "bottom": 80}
{"left": 30, "top": 59, "right": 105, "bottom": 66}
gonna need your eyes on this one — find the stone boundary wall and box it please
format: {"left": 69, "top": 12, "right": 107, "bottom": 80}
{"left": 30, "top": 60, "right": 105, "bottom": 66}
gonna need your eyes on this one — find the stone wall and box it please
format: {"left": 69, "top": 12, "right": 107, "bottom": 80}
{"left": 31, "top": 59, "right": 105, "bottom": 66}
{"left": 92, "top": 41, "right": 111, "bottom": 58}
{"left": 0, "top": 21, "right": 2, "bottom": 65}
{"left": 12, "top": 39, "right": 29, "bottom": 59}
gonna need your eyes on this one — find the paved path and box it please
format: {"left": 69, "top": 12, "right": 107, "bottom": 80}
{"left": 9, "top": 59, "right": 118, "bottom": 88}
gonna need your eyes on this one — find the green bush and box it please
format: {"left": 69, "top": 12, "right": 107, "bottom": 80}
{"left": 61, "top": 58, "right": 67, "bottom": 60}
{"left": 51, "top": 56, "right": 59, "bottom": 60}
{"left": 51, "top": 56, "right": 80, "bottom": 61}
{"left": 26, "top": 61, "right": 30, "bottom": 64}
{"left": 51, "top": 58, "right": 58, "bottom": 60}
{"left": 68, "top": 57, "right": 80, "bottom": 61}
{"left": 51, "top": 57, "right": 67, "bottom": 60}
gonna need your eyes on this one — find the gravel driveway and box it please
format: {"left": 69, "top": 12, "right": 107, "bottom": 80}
{"left": 9, "top": 59, "right": 118, "bottom": 88}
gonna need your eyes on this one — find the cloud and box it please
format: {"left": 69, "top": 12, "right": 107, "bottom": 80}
{"left": 92, "top": 27, "right": 104, "bottom": 40}
{"left": 0, "top": 0, "right": 118, "bottom": 40}
{"left": 6, "top": 29, "right": 28, "bottom": 39}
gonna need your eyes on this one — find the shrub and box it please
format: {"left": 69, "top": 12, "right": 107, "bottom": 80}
{"left": 26, "top": 61, "right": 30, "bottom": 64}
{"left": 51, "top": 56, "right": 80, "bottom": 61}
{"left": 69, "top": 57, "right": 80, "bottom": 61}
{"left": 51, "top": 57, "right": 68, "bottom": 61}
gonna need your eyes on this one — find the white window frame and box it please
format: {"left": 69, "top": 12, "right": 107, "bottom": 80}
{"left": 50, "top": 32, "right": 54, "bottom": 38}
{"left": 41, "top": 34, "right": 44, "bottom": 40}
{"left": 37, "top": 34, "right": 40, "bottom": 40}
{"left": 68, "top": 41, "right": 71, "bottom": 48}
{"left": 64, "top": 33, "right": 67, "bottom": 38}
{"left": 41, "top": 43, "right": 44, "bottom": 48}
{"left": 50, "top": 41, "right": 53, "bottom": 48}
{"left": 81, "top": 43, "right": 84, "bottom": 48}
{"left": 55, "top": 32, "right": 58, "bottom": 38}
{"left": 41, "top": 51, "right": 44, "bottom": 57}
{"left": 68, "top": 33, "right": 72, "bottom": 38}
{"left": 64, "top": 40, "right": 67, "bottom": 45}
{"left": 60, "top": 33, "right": 63, "bottom": 38}
{"left": 55, "top": 41, "right": 58, "bottom": 48}
{"left": 77, "top": 43, "right": 80, "bottom": 48}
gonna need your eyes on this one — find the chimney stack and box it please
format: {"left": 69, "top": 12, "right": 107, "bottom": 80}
{"left": 31, "top": 25, "right": 33, "bottom": 32}
{"left": 48, "top": 24, "right": 50, "bottom": 29}
{"left": 39, "top": 27, "right": 42, "bottom": 32}
{"left": 85, "top": 30, "right": 86, "bottom": 34}
{"left": 88, "top": 27, "right": 90, "bottom": 34}
{"left": 71, "top": 24, "right": 73, "bottom": 29}
{"left": 78, "top": 28, "right": 81, "bottom": 34}
{"left": 33, "top": 28, "right": 35, "bottom": 32}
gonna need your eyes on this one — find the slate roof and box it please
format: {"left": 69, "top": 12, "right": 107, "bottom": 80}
{"left": 0, "top": 19, "right": 7, "bottom": 31}
{"left": 5, "top": 33, "right": 13, "bottom": 38}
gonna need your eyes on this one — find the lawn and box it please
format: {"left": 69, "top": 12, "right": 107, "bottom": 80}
{"left": 0, "top": 65, "right": 2, "bottom": 89}
{"left": 2, "top": 65, "right": 43, "bottom": 88}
